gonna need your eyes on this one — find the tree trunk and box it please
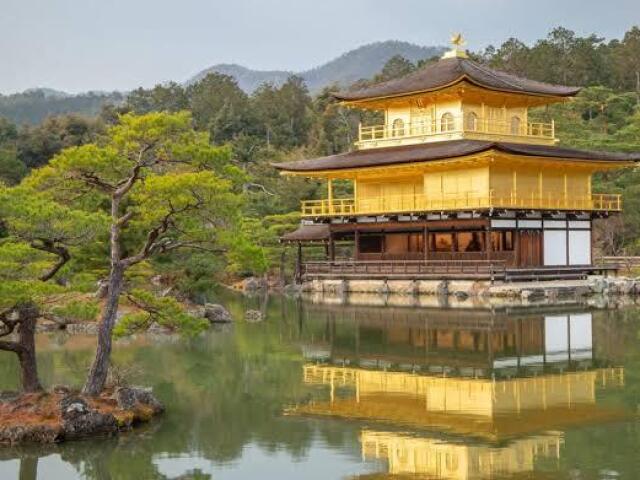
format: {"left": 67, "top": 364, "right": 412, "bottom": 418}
{"left": 16, "top": 303, "right": 42, "bottom": 393}
{"left": 82, "top": 263, "right": 124, "bottom": 396}
{"left": 18, "top": 457, "right": 38, "bottom": 480}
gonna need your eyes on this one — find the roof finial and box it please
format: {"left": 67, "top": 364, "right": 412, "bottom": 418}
{"left": 442, "top": 33, "right": 469, "bottom": 59}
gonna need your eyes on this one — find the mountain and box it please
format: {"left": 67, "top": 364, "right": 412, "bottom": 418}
{"left": 189, "top": 40, "right": 446, "bottom": 93}
{"left": 188, "top": 64, "right": 292, "bottom": 94}
{"left": 1, "top": 41, "right": 445, "bottom": 124}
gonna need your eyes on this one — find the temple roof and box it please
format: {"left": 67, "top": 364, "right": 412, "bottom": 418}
{"left": 273, "top": 140, "right": 640, "bottom": 173}
{"left": 280, "top": 224, "right": 330, "bottom": 242}
{"left": 333, "top": 57, "right": 581, "bottom": 102}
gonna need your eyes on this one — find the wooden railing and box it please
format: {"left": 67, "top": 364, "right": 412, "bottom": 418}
{"left": 301, "top": 192, "right": 622, "bottom": 217}
{"left": 302, "top": 260, "right": 507, "bottom": 280}
{"left": 598, "top": 256, "right": 640, "bottom": 273}
{"left": 358, "top": 116, "right": 555, "bottom": 147}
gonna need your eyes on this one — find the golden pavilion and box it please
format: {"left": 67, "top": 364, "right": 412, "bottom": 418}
{"left": 275, "top": 36, "right": 640, "bottom": 282}
{"left": 288, "top": 304, "right": 628, "bottom": 479}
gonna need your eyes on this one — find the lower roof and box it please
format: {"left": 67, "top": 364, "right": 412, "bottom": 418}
{"left": 280, "top": 224, "right": 330, "bottom": 242}
{"left": 272, "top": 140, "right": 640, "bottom": 173}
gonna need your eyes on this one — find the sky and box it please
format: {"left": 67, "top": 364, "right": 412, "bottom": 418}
{"left": 0, "top": 0, "right": 638, "bottom": 94}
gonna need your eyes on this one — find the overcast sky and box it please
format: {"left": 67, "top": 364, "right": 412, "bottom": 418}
{"left": 1, "top": 0, "right": 638, "bottom": 94}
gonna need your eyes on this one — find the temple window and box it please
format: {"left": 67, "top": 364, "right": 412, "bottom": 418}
{"left": 408, "top": 233, "right": 424, "bottom": 252}
{"left": 359, "top": 235, "right": 383, "bottom": 253}
{"left": 430, "top": 233, "right": 453, "bottom": 252}
{"left": 441, "top": 112, "right": 455, "bottom": 132}
{"left": 392, "top": 118, "right": 405, "bottom": 136}
{"left": 465, "top": 112, "right": 478, "bottom": 131}
{"left": 457, "top": 231, "right": 485, "bottom": 252}
{"left": 491, "top": 230, "right": 514, "bottom": 251}
{"left": 510, "top": 116, "right": 522, "bottom": 135}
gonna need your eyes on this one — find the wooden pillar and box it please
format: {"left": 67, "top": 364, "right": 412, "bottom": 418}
{"left": 514, "top": 228, "right": 521, "bottom": 267}
{"left": 423, "top": 224, "right": 429, "bottom": 261}
{"left": 354, "top": 229, "right": 360, "bottom": 261}
{"left": 327, "top": 178, "right": 333, "bottom": 214}
{"left": 353, "top": 178, "right": 358, "bottom": 213}
{"left": 329, "top": 232, "right": 335, "bottom": 261}
{"left": 295, "top": 242, "right": 302, "bottom": 284}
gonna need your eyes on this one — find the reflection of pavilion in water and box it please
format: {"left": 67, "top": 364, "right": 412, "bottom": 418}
{"left": 301, "top": 303, "right": 625, "bottom": 377}
{"left": 293, "top": 306, "right": 626, "bottom": 479}
{"left": 360, "top": 430, "right": 562, "bottom": 480}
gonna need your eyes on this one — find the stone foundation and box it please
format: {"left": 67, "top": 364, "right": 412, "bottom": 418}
{"left": 299, "top": 276, "right": 640, "bottom": 300}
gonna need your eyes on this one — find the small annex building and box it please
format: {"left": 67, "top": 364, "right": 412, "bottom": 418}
{"left": 274, "top": 36, "right": 640, "bottom": 282}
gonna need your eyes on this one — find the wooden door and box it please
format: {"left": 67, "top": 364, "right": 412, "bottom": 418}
{"left": 517, "top": 231, "right": 542, "bottom": 267}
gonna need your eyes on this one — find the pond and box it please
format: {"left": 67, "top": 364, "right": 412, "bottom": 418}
{"left": 1, "top": 292, "right": 639, "bottom": 479}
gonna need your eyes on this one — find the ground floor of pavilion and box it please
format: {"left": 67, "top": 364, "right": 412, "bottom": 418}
{"left": 282, "top": 211, "right": 617, "bottom": 282}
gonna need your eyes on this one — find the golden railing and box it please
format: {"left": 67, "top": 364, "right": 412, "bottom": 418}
{"left": 300, "top": 192, "right": 622, "bottom": 216}
{"left": 358, "top": 116, "right": 555, "bottom": 145}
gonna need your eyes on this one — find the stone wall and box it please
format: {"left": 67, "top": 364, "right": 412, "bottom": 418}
{"left": 300, "top": 276, "right": 640, "bottom": 300}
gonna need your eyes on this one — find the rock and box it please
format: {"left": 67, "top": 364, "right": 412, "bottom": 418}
{"left": 204, "top": 304, "right": 232, "bottom": 323}
{"left": 59, "top": 396, "right": 89, "bottom": 416}
{"left": 114, "top": 387, "right": 164, "bottom": 415}
{"left": 589, "top": 276, "right": 607, "bottom": 294}
{"left": 0, "top": 424, "right": 62, "bottom": 444}
{"left": 242, "top": 277, "right": 267, "bottom": 291}
{"left": 58, "top": 394, "right": 118, "bottom": 439}
{"left": 436, "top": 280, "right": 449, "bottom": 297}
{"left": 147, "top": 322, "right": 172, "bottom": 334}
{"left": 283, "top": 283, "right": 301, "bottom": 295}
{"left": 454, "top": 291, "right": 469, "bottom": 301}
{"left": 36, "top": 320, "right": 62, "bottom": 333}
{"left": 245, "top": 310, "right": 264, "bottom": 322}
{"left": 65, "top": 323, "right": 98, "bottom": 335}
{"left": 62, "top": 410, "right": 118, "bottom": 440}
{"left": 0, "top": 391, "right": 20, "bottom": 404}
{"left": 521, "top": 289, "right": 544, "bottom": 301}
{"left": 95, "top": 279, "right": 109, "bottom": 299}
{"left": 52, "top": 385, "right": 71, "bottom": 395}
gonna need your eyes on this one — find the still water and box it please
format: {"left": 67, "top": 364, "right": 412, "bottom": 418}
{"left": 1, "top": 292, "right": 639, "bottom": 479}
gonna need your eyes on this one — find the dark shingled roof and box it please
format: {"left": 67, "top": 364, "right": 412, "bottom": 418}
{"left": 272, "top": 140, "right": 640, "bottom": 172}
{"left": 334, "top": 57, "right": 581, "bottom": 101}
{"left": 281, "top": 224, "right": 330, "bottom": 242}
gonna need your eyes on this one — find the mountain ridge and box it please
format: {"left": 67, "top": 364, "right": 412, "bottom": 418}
{"left": 188, "top": 40, "right": 446, "bottom": 93}
{"left": 1, "top": 40, "right": 445, "bottom": 124}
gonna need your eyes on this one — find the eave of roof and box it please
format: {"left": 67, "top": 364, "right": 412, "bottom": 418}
{"left": 280, "top": 224, "right": 330, "bottom": 242}
{"left": 272, "top": 140, "right": 640, "bottom": 173}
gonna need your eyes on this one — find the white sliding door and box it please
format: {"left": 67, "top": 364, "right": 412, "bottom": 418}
{"left": 544, "top": 230, "right": 567, "bottom": 266}
{"left": 568, "top": 230, "right": 591, "bottom": 265}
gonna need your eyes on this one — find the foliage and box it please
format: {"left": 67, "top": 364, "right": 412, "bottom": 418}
{"left": 0, "top": 89, "right": 123, "bottom": 125}
{"left": 114, "top": 289, "right": 209, "bottom": 338}
{"left": 51, "top": 299, "right": 101, "bottom": 323}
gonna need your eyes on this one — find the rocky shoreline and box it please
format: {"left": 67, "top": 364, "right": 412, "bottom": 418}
{"left": 0, "top": 386, "right": 163, "bottom": 445}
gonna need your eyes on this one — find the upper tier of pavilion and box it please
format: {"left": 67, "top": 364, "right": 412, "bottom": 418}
{"left": 331, "top": 36, "right": 583, "bottom": 149}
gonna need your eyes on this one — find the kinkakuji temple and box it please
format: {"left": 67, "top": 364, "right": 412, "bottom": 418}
{"left": 275, "top": 36, "right": 640, "bottom": 283}
{"left": 288, "top": 304, "right": 629, "bottom": 479}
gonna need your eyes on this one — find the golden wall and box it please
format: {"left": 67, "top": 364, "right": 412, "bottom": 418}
{"left": 352, "top": 161, "right": 592, "bottom": 209}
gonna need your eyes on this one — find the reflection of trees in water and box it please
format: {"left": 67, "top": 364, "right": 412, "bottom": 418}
{"left": 0, "top": 295, "right": 361, "bottom": 478}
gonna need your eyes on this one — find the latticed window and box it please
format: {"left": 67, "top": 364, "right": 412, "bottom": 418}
{"left": 441, "top": 112, "right": 455, "bottom": 132}
{"left": 510, "top": 116, "right": 522, "bottom": 135}
{"left": 392, "top": 118, "right": 405, "bottom": 136}
{"left": 465, "top": 112, "right": 478, "bottom": 131}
